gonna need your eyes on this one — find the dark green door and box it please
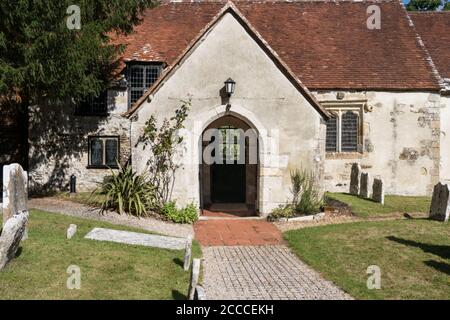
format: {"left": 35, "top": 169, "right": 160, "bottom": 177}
{"left": 210, "top": 126, "right": 246, "bottom": 203}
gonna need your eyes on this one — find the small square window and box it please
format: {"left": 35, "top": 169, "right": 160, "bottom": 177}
{"left": 88, "top": 136, "right": 119, "bottom": 168}
{"left": 76, "top": 91, "right": 108, "bottom": 116}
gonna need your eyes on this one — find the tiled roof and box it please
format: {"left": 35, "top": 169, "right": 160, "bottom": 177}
{"left": 113, "top": 1, "right": 441, "bottom": 91}
{"left": 410, "top": 11, "right": 450, "bottom": 80}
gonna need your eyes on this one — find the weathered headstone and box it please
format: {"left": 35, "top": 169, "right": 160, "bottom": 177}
{"left": 183, "top": 235, "right": 193, "bottom": 271}
{"left": 188, "top": 258, "right": 201, "bottom": 300}
{"left": 2, "top": 164, "right": 28, "bottom": 240}
{"left": 67, "top": 224, "right": 77, "bottom": 239}
{"left": 429, "top": 182, "right": 450, "bottom": 222}
{"left": 349, "top": 163, "right": 361, "bottom": 195}
{"left": 372, "top": 178, "right": 384, "bottom": 205}
{"left": 194, "top": 285, "right": 207, "bottom": 300}
{"left": 359, "top": 172, "right": 371, "bottom": 198}
{"left": 0, "top": 211, "right": 29, "bottom": 271}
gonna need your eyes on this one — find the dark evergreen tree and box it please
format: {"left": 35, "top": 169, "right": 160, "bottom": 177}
{"left": 0, "top": 0, "right": 156, "bottom": 105}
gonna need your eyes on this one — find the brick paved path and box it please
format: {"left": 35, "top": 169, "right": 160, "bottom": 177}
{"left": 202, "top": 245, "right": 352, "bottom": 300}
{"left": 194, "top": 219, "right": 283, "bottom": 246}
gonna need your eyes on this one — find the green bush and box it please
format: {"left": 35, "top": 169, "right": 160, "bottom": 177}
{"left": 269, "top": 168, "right": 324, "bottom": 221}
{"left": 162, "top": 202, "right": 198, "bottom": 224}
{"left": 290, "top": 168, "right": 323, "bottom": 216}
{"left": 267, "top": 204, "right": 295, "bottom": 222}
{"left": 95, "top": 164, "right": 156, "bottom": 217}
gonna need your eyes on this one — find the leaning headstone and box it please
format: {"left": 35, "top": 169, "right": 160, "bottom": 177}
{"left": 372, "top": 178, "right": 385, "bottom": 205}
{"left": 429, "top": 182, "right": 450, "bottom": 222}
{"left": 183, "top": 236, "right": 193, "bottom": 271}
{"left": 0, "top": 211, "right": 29, "bottom": 271}
{"left": 188, "top": 258, "right": 201, "bottom": 300}
{"left": 359, "top": 172, "right": 371, "bottom": 198}
{"left": 194, "top": 285, "right": 207, "bottom": 300}
{"left": 2, "top": 164, "right": 28, "bottom": 240}
{"left": 349, "top": 163, "right": 361, "bottom": 195}
{"left": 67, "top": 224, "right": 77, "bottom": 239}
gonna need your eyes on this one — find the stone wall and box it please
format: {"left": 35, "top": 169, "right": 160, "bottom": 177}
{"left": 439, "top": 95, "right": 450, "bottom": 186}
{"left": 316, "top": 91, "right": 442, "bottom": 196}
{"left": 28, "top": 88, "right": 131, "bottom": 193}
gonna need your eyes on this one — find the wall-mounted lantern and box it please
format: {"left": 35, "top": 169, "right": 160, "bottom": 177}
{"left": 224, "top": 78, "right": 236, "bottom": 97}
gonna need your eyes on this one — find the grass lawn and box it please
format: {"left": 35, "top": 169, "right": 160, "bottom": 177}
{"left": 0, "top": 210, "right": 200, "bottom": 300}
{"left": 285, "top": 219, "right": 450, "bottom": 299}
{"left": 326, "top": 192, "right": 431, "bottom": 218}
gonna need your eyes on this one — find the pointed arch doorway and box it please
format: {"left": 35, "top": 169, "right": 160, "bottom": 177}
{"left": 200, "top": 115, "right": 259, "bottom": 217}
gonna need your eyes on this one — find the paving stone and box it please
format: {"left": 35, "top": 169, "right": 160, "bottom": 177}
{"left": 202, "top": 245, "right": 352, "bottom": 300}
{"left": 84, "top": 227, "right": 186, "bottom": 250}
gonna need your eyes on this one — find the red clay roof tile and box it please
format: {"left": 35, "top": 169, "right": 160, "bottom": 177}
{"left": 410, "top": 11, "right": 450, "bottom": 80}
{"left": 113, "top": 1, "right": 441, "bottom": 91}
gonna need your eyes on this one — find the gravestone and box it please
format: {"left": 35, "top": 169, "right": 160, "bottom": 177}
{"left": 188, "top": 258, "right": 201, "bottom": 300}
{"left": 67, "top": 224, "right": 77, "bottom": 239}
{"left": 372, "top": 178, "right": 384, "bottom": 205}
{"left": 359, "top": 172, "right": 371, "bottom": 198}
{"left": 429, "top": 182, "right": 450, "bottom": 222}
{"left": 2, "top": 164, "right": 28, "bottom": 240}
{"left": 0, "top": 211, "right": 29, "bottom": 270}
{"left": 349, "top": 163, "right": 361, "bottom": 195}
{"left": 183, "top": 235, "right": 193, "bottom": 271}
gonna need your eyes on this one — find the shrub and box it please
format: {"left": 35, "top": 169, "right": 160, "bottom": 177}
{"left": 290, "top": 168, "right": 323, "bottom": 216}
{"left": 162, "top": 201, "right": 198, "bottom": 224}
{"left": 95, "top": 164, "right": 156, "bottom": 217}
{"left": 267, "top": 204, "right": 295, "bottom": 222}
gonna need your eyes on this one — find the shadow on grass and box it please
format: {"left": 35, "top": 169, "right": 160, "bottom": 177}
{"left": 424, "top": 260, "right": 450, "bottom": 276}
{"left": 15, "top": 247, "right": 23, "bottom": 258}
{"left": 386, "top": 236, "right": 450, "bottom": 260}
{"left": 172, "top": 289, "right": 187, "bottom": 300}
{"left": 173, "top": 257, "right": 183, "bottom": 267}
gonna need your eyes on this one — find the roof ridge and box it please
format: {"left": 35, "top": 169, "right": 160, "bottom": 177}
{"left": 403, "top": 4, "right": 445, "bottom": 91}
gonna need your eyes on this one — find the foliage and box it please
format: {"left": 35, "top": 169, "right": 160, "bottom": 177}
{"left": 0, "top": 0, "right": 156, "bottom": 105}
{"left": 95, "top": 163, "right": 156, "bottom": 217}
{"left": 268, "top": 168, "right": 323, "bottom": 221}
{"left": 406, "top": 0, "right": 448, "bottom": 10}
{"left": 162, "top": 201, "right": 198, "bottom": 224}
{"left": 267, "top": 204, "right": 295, "bottom": 222}
{"left": 137, "top": 99, "right": 191, "bottom": 208}
{"left": 290, "top": 168, "right": 323, "bottom": 216}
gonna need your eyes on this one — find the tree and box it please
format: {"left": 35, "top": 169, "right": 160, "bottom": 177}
{"left": 0, "top": 0, "right": 156, "bottom": 106}
{"left": 406, "top": 0, "right": 449, "bottom": 10}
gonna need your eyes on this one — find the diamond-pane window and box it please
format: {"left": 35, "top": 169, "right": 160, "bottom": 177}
{"left": 325, "top": 114, "right": 338, "bottom": 152}
{"left": 341, "top": 111, "right": 359, "bottom": 152}
{"left": 76, "top": 91, "right": 108, "bottom": 116}
{"left": 128, "top": 64, "right": 162, "bottom": 106}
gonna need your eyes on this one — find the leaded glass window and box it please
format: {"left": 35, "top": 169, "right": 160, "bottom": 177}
{"left": 128, "top": 64, "right": 162, "bottom": 106}
{"left": 325, "top": 114, "right": 338, "bottom": 152}
{"left": 323, "top": 107, "right": 362, "bottom": 153}
{"left": 218, "top": 126, "right": 243, "bottom": 163}
{"left": 341, "top": 111, "right": 359, "bottom": 152}
{"left": 76, "top": 91, "right": 108, "bottom": 116}
{"left": 88, "top": 137, "right": 119, "bottom": 168}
